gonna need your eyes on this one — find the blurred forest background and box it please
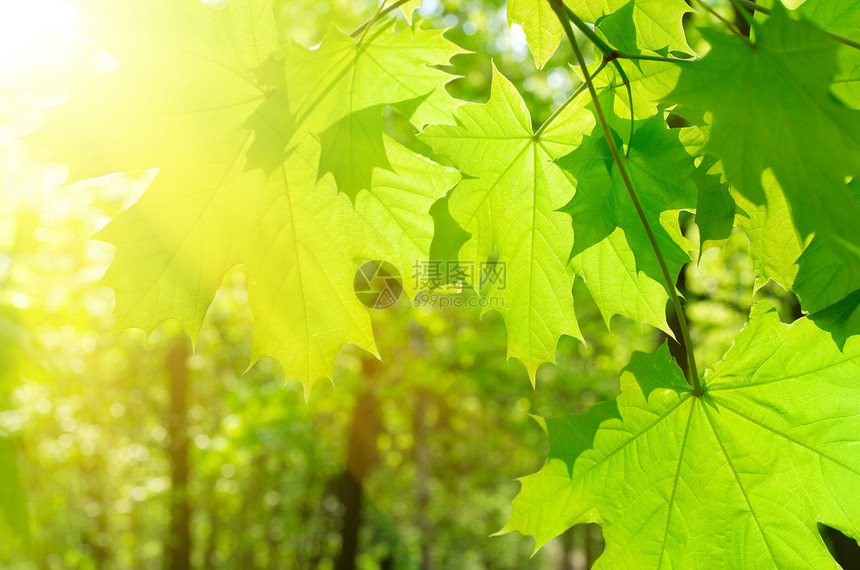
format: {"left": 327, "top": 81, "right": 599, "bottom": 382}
{"left": 0, "top": 0, "right": 819, "bottom": 568}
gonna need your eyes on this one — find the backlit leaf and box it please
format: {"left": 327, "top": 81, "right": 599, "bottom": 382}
{"left": 504, "top": 303, "right": 860, "bottom": 567}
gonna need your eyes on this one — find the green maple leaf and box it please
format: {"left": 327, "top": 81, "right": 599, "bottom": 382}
{"left": 568, "top": 0, "right": 691, "bottom": 54}
{"left": 244, "top": 53, "right": 294, "bottom": 175}
{"left": 590, "top": 58, "right": 683, "bottom": 120}
{"left": 795, "top": 237, "right": 860, "bottom": 313}
{"left": 507, "top": 0, "right": 563, "bottom": 69}
{"left": 556, "top": 115, "right": 697, "bottom": 334}
{"left": 690, "top": 155, "right": 735, "bottom": 255}
{"left": 509, "top": 0, "right": 691, "bottom": 70}
{"left": 666, "top": 5, "right": 860, "bottom": 279}
{"left": 733, "top": 173, "right": 860, "bottom": 344}
{"left": 246, "top": 135, "right": 459, "bottom": 392}
{"left": 671, "top": 125, "right": 736, "bottom": 256}
{"left": 428, "top": 191, "right": 472, "bottom": 282}
{"left": 795, "top": 0, "right": 860, "bottom": 34}
{"left": 421, "top": 66, "right": 594, "bottom": 379}
{"left": 792, "top": 0, "right": 860, "bottom": 107}
{"left": 286, "top": 22, "right": 462, "bottom": 135}
{"left": 793, "top": 181, "right": 860, "bottom": 316}
{"left": 732, "top": 174, "right": 802, "bottom": 293}
{"left": 31, "top": 0, "right": 280, "bottom": 334}
{"left": 400, "top": 0, "right": 423, "bottom": 24}
{"left": 503, "top": 302, "right": 860, "bottom": 567}
{"left": 809, "top": 289, "right": 860, "bottom": 349}
{"left": 734, "top": 174, "right": 860, "bottom": 321}
{"left": 32, "top": 0, "right": 459, "bottom": 393}
{"left": 31, "top": 0, "right": 276, "bottom": 182}
{"left": 283, "top": 21, "right": 463, "bottom": 200}
{"left": 317, "top": 106, "right": 392, "bottom": 201}
{"left": 833, "top": 44, "right": 860, "bottom": 110}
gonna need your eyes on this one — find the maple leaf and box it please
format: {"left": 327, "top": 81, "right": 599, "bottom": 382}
{"left": 810, "top": 289, "right": 860, "bottom": 349}
{"left": 733, "top": 173, "right": 860, "bottom": 321}
{"left": 31, "top": 0, "right": 281, "bottom": 334}
{"left": 690, "top": 155, "right": 734, "bottom": 256}
{"left": 568, "top": 0, "right": 691, "bottom": 55}
{"left": 422, "top": 66, "right": 700, "bottom": 375}
{"left": 733, "top": 173, "right": 860, "bottom": 343}
{"left": 246, "top": 135, "right": 459, "bottom": 393}
{"left": 665, "top": 122, "right": 735, "bottom": 256}
{"left": 503, "top": 302, "right": 860, "bottom": 567}
{"left": 286, "top": 21, "right": 462, "bottom": 135}
{"left": 32, "top": 0, "right": 460, "bottom": 394}
{"left": 31, "top": 0, "right": 275, "bottom": 182}
{"left": 731, "top": 173, "right": 802, "bottom": 294}
{"left": 556, "top": 115, "right": 697, "bottom": 334}
{"left": 691, "top": 3, "right": 860, "bottom": 281}
{"left": 509, "top": 0, "right": 691, "bottom": 70}
{"left": 421, "top": 66, "right": 593, "bottom": 379}
{"left": 590, "top": 58, "right": 683, "bottom": 120}
{"left": 282, "top": 21, "right": 463, "bottom": 199}
{"left": 317, "top": 106, "right": 392, "bottom": 202}
{"left": 792, "top": 0, "right": 860, "bottom": 107}
{"left": 400, "top": 0, "right": 423, "bottom": 24}
{"left": 793, "top": 181, "right": 860, "bottom": 315}
{"left": 795, "top": 237, "right": 860, "bottom": 314}
{"left": 666, "top": 5, "right": 860, "bottom": 281}
{"left": 507, "top": 0, "right": 563, "bottom": 69}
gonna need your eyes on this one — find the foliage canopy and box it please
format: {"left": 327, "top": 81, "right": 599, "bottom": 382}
{"left": 23, "top": 0, "right": 860, "bottom": 566}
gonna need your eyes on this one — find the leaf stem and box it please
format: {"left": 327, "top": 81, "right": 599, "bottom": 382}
{"left": 733, "top": 0, "right": 860, "bottom": 50}
{"left": 562, "top": 6, "right": 614, "bottom": 54}
{"left": 727, "top": 0, "right": 755, "bottom": 29}
{"left": 533, "top": 59, "right": 608, "bottom": 139}
{"left": 561, "top": 5, "right": 694, "bottom": 64}
{"left": 606, "top": 58, "right": 634, "bottom": 155}
{"left": 549, "top": 0, "right": 702, "bottom": 394}
{"left": 558, "top": 3, "right": 686, "bottom": 152}
{"left": 619, "top": 52, "right": 692, "bottom": 63}
{"left": 556, "top": 8, "right": 667, "bottom": 151}
{"left": 732, "top": 0, "right": 765, "bottom": 13}
{"left": 349, "top": 0, "right": 410, "bottom": 39}
{"left": 689, "top": 0, "right": 751, "bottom": 45}
{"left": 358, "top": 2, "right": 385, "bottom": 44}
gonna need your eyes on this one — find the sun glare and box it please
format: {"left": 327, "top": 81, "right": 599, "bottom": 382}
{"left": 0, "top": 0, "right": 78, "bottom": 71}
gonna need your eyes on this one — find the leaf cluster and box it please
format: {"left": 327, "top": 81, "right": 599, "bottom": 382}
{"left": 31, "top": 0, "right": 860, "bottom": 566}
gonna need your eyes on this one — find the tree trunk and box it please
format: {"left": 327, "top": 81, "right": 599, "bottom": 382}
{"left": 559, "top": 526, "right": 573, "bottom": 570}
{"left": 335, "top": 359, "right": 382, "bottom": 570}
{"left": 584, "top": 523, "right": 603, "bottom": 568}
{"left": 413, "top": 390, "right": 432, "bottom": 569}
{"left": 203, "top": 479, "right": 219, "bottom": 569}
{"left": 165, "top": 335, "right": 191, "bottom": 570}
